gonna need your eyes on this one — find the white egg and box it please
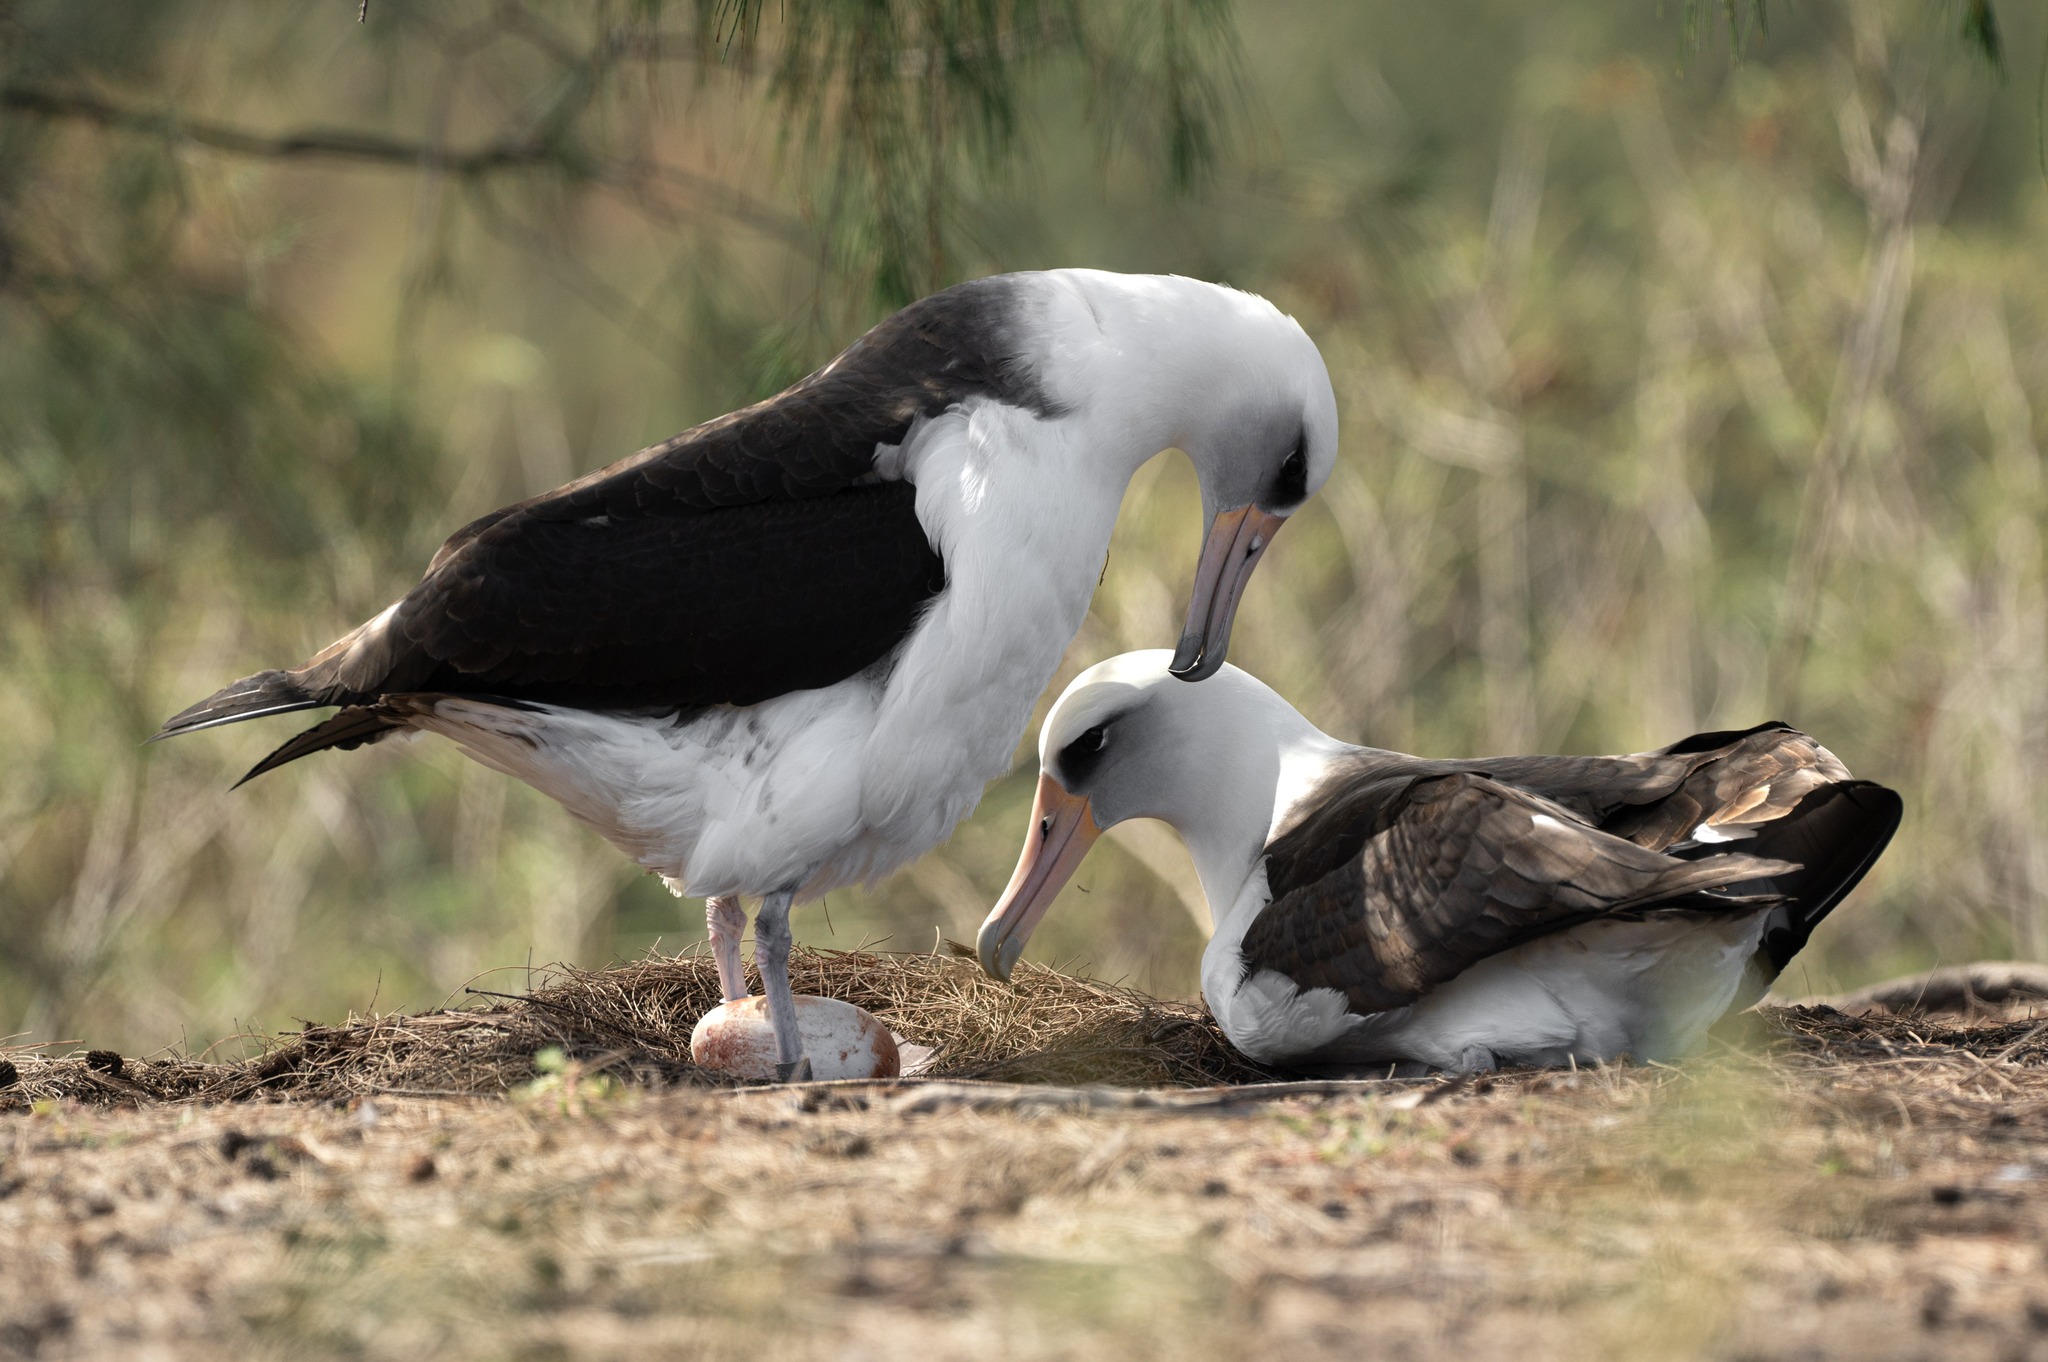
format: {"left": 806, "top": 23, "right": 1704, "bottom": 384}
{"left": 690, "top": 996, "right": 901, "bottom": 1081}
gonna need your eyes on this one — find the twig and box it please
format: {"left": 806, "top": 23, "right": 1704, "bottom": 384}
{"left": 1, "top": 85, "right": 560, "bottom": 174}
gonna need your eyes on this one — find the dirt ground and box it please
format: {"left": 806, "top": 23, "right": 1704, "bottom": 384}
{"left": 8, "top": 1002, "right": 2048, "bottom": 1361}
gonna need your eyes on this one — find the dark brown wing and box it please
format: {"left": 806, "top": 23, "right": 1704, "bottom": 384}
{"left": 1260, "top": 723, "right": 1900, "bottom": 1006}
{"left": 380, "top": 481, "right": 945, "bottom": 706}
{"left": 1243, "top": 771, "right": 1791, "bottom": 1016}
{"left": 1490, "top": 723, "right": 1897, "bottom": 980}
{"left": 161, "top": 276, "right": 1056, "bottom": 745}
{"left": 1727, "top": 780, "right": 1899, "bottom": 978}
{"left": 1592, "top": 723, "right": 1852, "bottom": 851}
{"left": 1275, "top": 723, "right": 1868, "bottom": 871}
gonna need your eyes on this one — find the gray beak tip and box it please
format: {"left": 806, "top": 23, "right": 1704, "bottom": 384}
{"left": 975, "top": 924, "right": 1014, "bottom": 981}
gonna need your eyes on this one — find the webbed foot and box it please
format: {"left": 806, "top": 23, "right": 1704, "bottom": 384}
{"left": 1456, "top": 1045, "right": 1498, "bottom": 1074}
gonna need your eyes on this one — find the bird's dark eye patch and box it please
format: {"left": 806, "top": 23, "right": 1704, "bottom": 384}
{"left": 1270, "top": 437, "right": 1308, "bottom": 507}
{"left": 1057, "top": 723, "right": 1110, "bottom": 784}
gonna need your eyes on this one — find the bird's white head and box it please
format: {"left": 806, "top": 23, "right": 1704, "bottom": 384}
{"left": 1031, "top": 271, "right": 1340, "bottom": 682}
{"left": 974, "top": 648, "right": 1330, "bottom": 981}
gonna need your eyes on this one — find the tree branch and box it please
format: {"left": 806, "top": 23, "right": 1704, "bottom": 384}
{"left": 0, "top": 80, "right": 809, "bottom": 252}
{"left": 1, "top": 84, "right": 560, "bottom": 174}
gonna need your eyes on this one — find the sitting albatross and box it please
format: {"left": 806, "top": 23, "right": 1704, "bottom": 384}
{"left": 977, "top": 652, "right": 1900, "bottom": 1071}
{"left": 157, "top": 272, "right": 1339, "bottom": 1080}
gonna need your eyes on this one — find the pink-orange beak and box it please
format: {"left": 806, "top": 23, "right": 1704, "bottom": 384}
{"left": 1169, "top": 505, "right": 1290, "bottom": 682}
{"left": 976, "top": 773, "right": 1103, "bottom": 981}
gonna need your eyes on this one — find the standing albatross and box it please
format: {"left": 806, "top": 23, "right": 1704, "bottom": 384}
{"left": 977, "top": 652, "right": 1900, "bottom": 1071}
{"left": 158, "top": 271, "right": 1339, "bottom": 1080}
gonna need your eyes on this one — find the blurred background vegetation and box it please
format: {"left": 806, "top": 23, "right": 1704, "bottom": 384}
{"left": 3, "top": 0, "right": 2045, "bottom": 1054}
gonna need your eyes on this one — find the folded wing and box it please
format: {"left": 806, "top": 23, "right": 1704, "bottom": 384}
{"left": 1242, "top": 771, "right": 1794, "bottom": 1016}
{"left": 158, "top": 277, "right": 1059, "bottom": 766}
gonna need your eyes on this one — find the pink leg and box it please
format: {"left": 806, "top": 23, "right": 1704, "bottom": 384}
{"left": 707, "top": 896, "right": 749, "bottom": 1003}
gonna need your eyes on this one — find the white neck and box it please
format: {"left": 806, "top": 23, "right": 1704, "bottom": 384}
{"left": 843, "top": 269, "right": 1324, "bottom": 882}
{"left": 852, "top": 398, "right": 1160, "bottom": 865}
{"left": 1118, "top": 669, "right": 1353, "bottom": 927}
{"left": 1149, "top": 679, "right": 1352, "bottom": 1047}
{"left": 1188, "top": 732, "right": 1353, "bottom": 932}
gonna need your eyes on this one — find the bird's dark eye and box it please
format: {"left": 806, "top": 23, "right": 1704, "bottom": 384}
{"left": 1272, "top": 439, "right": 1308, "bottom": 506}
{"left": 1058, "top": 723, "right": 1110, "bottom": 783}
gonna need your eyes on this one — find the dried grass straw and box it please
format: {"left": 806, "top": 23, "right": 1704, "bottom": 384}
{"left": 13, "top": 952, "right": 2048, "bottom": 1110}
{"left": 0, "top": 945, "right": 1275, "bottom": 1106}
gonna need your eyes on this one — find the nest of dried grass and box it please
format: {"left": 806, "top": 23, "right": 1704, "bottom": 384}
{"left": 0, "top": 945, "right": 1275, "bottom": 1107}
{"left": 1759, "top": 1001, "right": 2048, "bottom": 1064}
{"left": 15, "top": 954, "right": 2048, "bottom": 1111}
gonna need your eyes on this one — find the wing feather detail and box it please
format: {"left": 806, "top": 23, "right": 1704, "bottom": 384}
{"left": 1242, "top": 772, "right": 1793, "bottom": 1016}
{"left": 1252, "top": 721, "right": 1898, "bottom": 1013}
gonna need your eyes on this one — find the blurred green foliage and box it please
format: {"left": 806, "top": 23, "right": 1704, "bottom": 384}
{"left": 1, "top": 1, "right": 2044, "bottom": 1052}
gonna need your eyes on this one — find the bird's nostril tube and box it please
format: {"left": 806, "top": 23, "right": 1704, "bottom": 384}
{"left": 1040, "top": 815, "right": 1053, "bottom": 836}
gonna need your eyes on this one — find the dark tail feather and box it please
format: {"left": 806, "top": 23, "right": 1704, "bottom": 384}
{"left": 236, "top": 706, "right": 404, "bottom": 787}
{"left": 153, "top": 669, "right": 325, "bottom": 741}
{"left": 1730, "top": 781, "right": 1902, "bottom": 989}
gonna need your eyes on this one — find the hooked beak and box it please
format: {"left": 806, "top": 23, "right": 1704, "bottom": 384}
{"left": 1169, "top": 504, "right": 1289, "bottom": 682}
{"left": 976, "top": 773, "right": 1102, "bottom": 982}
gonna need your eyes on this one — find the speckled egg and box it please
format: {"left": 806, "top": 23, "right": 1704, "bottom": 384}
{"left": 690, "top": 996, "right": 900, "bottom": 1081}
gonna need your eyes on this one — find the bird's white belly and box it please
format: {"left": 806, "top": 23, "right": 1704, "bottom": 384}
{"left": 1211, "top": 911, "right": 1769, "bottom": 1070}
{"left": 404, "top": 686, "right": 873, "bottom": 898}
{"left": 405, "top": 656, "right": 1035, "bottom": 902}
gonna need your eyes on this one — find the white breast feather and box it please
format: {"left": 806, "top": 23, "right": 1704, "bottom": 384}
{"left": 1200, "top": 865, "right": 1365, "bottom": 1062}
{"left": 850, "top": 401, "right": 1125, "bottom": 879}
{"left": 1222, "top": 971, "right": 1364, "bottom": 1063}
